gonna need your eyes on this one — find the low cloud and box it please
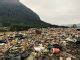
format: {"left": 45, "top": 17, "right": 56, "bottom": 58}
{"left": 20, "top": 0, "right": 80, "bottom": 25}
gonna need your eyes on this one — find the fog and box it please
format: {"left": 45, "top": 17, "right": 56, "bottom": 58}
{"left": 20, "top": 0, "right": 80, "bottom": 25}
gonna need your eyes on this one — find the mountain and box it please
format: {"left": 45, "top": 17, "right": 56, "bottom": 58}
{"left": 64, "top": 24, "right": 80, "bottom": 28}
{"left": 0, "top": 0, "right": 68, "bottom": 31}
{"left": 0, "top": 0, "right": 50, "bottom": 27}
{"left": 0, "top": 0, "right": 19, "bottom": 3}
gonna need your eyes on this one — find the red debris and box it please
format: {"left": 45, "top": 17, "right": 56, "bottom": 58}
{"left": 52, "top": 48, "right": 60, "bottom": 54}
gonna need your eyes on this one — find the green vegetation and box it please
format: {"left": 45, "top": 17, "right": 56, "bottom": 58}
{"left": 0, "top": 2, "right": 68, "bottom": 31}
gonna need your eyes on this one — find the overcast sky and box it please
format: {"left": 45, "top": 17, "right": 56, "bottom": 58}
{"left": 20, "top": 0, "right": 80, "bottom": 25}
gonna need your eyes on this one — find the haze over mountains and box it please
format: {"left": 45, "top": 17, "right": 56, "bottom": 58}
{"left": 66, "top": 24, "right": 80, "bottom": 28}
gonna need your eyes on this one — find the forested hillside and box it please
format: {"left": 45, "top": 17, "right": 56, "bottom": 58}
{"left": 0, "top": 0, "right": 68, "bottom": 31}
